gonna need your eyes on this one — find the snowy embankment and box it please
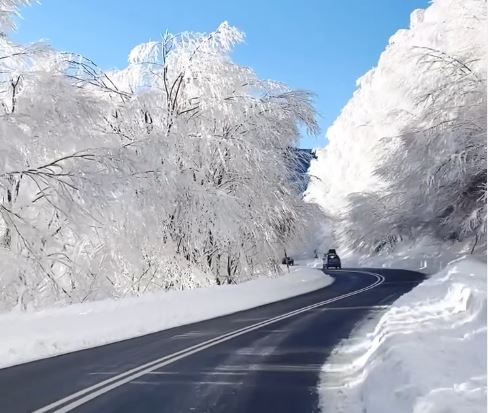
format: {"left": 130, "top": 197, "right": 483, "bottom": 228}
{"left": 318, "top": 257, "right": 486, "bottom": 413}
{"left": 0, "top": 264, "right": 332, "bottom": 369}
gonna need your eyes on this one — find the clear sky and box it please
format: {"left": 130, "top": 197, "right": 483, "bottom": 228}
{"left": 12, "top": 0, "right": 429, "bottom": 149}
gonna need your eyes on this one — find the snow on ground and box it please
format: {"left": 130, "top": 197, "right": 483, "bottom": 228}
{"left": 318, "top": 256, "right": 486, "bottom": 413}
{"left": 0, "top": 263, "right": 332, "bottom": 369}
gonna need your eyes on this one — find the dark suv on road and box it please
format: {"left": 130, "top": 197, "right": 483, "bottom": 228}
{"left": 323, "top": 249, "right": 341, "bottom": 269}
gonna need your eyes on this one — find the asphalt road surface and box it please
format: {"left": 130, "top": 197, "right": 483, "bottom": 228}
{"left": 0, "top": 267, "right": 425, "bottom": 413}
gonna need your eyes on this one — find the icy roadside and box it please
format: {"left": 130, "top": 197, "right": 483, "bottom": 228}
{"left": 318, "top": 257, "right": 487, "bottom": 413}
{"left": 0, "top": 263, "right": 332, "bottom": 369}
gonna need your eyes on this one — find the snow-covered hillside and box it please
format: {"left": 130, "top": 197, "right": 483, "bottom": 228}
{"left": 319, "top": 257, "right": 486, "bottom": 413}
{"left": 306, "top": 0, "right": 486, "bottom": 254}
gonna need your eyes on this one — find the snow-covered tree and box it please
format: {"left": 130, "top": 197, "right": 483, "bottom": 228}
{"left": 0, "top": 9, "right": 318, "bottom": 311}
{"left": 107, "top": 22, "right": 319, "bottom": 283}
{"left": 306, "top": 0, "right": 486, "bottom": 254}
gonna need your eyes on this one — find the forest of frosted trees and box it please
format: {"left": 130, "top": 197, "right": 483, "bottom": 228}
{"left": 0, "top": 1, "right": 319, "bottom": 310}
{"left": 1, "top": 0, "right": 485, "bottom": 312}
{"left": 307, "top": 0, "right": 486, "bottom": 255}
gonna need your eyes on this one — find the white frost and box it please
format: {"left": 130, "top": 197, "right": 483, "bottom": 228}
{"left": 306, "top": 0, "right": 486, "bottom": 253}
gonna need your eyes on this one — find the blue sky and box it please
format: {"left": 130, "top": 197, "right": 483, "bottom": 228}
{"left": 13, "top": 0, "right": 429, "bottom": 149}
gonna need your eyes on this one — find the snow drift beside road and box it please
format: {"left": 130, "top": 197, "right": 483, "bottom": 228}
{"left": 318, "top": 257, "right": 487, "bottom": 413}
{"left": 0, "top": 265, "right": 332, "bottom": 369}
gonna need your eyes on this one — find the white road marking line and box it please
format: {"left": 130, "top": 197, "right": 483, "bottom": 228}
{"left": 170, "top": 331, "right": 209, "bottom": 339}
{"left": 34, "top": 270, "right": 384, "bottom": 413}
{"left": 127, "top": 380, "right": 161, "bottom": 386}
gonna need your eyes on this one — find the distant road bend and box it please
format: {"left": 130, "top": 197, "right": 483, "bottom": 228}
{"left": 0, "top": 267, "right": 425, "bottom": 413}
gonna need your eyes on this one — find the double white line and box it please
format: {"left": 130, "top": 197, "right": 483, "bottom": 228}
{"left": 35, "top": 270, "right": 385, "bottom": 413}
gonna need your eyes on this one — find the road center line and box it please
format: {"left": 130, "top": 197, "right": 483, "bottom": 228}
{"left": 34, "top": 270, "right": 384, "bottom": 413}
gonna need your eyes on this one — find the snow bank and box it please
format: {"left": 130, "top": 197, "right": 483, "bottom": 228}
{"left": 0, "top": 265, "right": 332, "bottom": 369}
{"left": 318, "top": 257, "right": 487, "bottom": 413}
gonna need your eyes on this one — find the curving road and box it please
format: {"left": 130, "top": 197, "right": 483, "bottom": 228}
{"left": 0, "top": 268, "right": 425, "bottom": 413}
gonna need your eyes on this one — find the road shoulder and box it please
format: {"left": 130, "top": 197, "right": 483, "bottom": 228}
{"left": 0, "top": 263, "right": 332, "bottom": 369}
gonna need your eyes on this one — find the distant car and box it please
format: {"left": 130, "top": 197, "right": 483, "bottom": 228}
{"left": 282, "top": 257, "right": 294, "bottom": 266}
{"left": 323, "top": 249, "right": 341, "bottom": 269}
